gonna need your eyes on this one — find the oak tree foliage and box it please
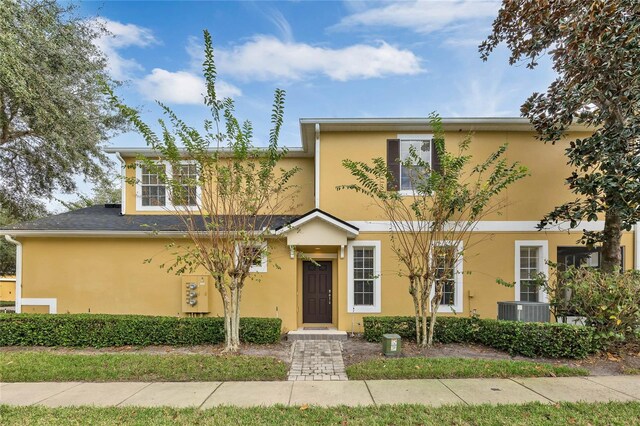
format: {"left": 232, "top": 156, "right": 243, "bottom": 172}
{"left": 0, "top": 0, "right": 125, "bottom": 220}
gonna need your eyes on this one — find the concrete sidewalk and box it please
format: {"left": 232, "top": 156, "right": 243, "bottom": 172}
{"left": 1, "top": 376, "right": 638, "bottom": 408}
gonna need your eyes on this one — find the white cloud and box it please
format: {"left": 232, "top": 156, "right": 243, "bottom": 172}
{"left": 267, "top": 9, "right": 294, "bottom": 42}
{"left": 334, "top": 0, "right": 499, "bottom": 34}
{"left": 216, "top": 36, "right": 423, "bottom": 82}
{"left": 93, "top": 18, "right": 158, "bottom": 80}
{"left": 137, "top": 69, "right": 241, "bottom": 105}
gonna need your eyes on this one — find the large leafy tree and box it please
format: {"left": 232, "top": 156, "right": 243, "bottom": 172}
{"left": 480, "top": 0, "right": 640, "bottom": 272}
{"left": 339, "top": 114, "right": 527, "bottom": 346}
{"left": 109, "top": 30, "right": 300, "bottom": 352}
{"left": 0, "top": 0, "right": 125, "bottom": 219}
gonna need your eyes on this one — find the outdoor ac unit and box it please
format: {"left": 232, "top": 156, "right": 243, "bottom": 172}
{"left": 497, "top": 301, "right": 550, "bottom": 323}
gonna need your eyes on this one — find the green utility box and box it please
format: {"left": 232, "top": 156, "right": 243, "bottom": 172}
{"left": 382, "top": 333, "right": 401, "bottom": 356}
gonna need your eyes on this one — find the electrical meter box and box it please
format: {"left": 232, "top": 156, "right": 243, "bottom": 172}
{"left": 382, "top": 333, "right": 402, "bottom": 356}
{"left": 181, "top": 275, "right": 210, "bottom": 313}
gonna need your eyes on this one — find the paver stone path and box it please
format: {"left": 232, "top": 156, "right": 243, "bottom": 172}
{"left": 287, "top": 340, "right": 347, "bottom": 381}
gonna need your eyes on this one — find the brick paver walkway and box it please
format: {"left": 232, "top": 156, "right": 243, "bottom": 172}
{"left": 287, "top": 340, "right": 347, "bottom": 381}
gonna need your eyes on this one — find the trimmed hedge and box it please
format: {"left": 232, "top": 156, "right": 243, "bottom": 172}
{"left": 363, "top": 316, "right": 597, "bottom": 359}
{"left": 0, "top": 314, "right": 281, "bottom": 347}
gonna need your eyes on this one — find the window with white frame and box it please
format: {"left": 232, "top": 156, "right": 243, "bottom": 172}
{"left": 172, "top": 163, "right": 198, "bottom": 207}
{"left": 399, "top": 138, "right": 432, "bottom": 191}
{"left": 430, "top": 242, "right": 463, "bottom": 313}
{"left": 519, "top": 247, "right": 541, "bottom": 302}
{"left": 136, "top": 161, "right": 198, "bottom": 211}
{"left": 353, "top": 247, "right": 375, "bottom": 305}
{"left": 515, "top": 241, "right": 549, "bottom": 303}
{"left": 140, "top": 164, "right": 167, "bottom": 207}
{"left": 434, "top": 245, "right": 456, "bottom": 306}
{"left": 348, "top": 241, "right": 381, "bottom": 313}
{"left": 237, "top": 242, "right": 268, "bottom": 273}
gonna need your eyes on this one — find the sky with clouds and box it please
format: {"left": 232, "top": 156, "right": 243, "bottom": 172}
{"left": 78, "top": 0, "right": 558, "bottom": 150}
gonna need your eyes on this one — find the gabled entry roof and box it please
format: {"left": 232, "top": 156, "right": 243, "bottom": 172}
{"left": 274, "top": 209, "right": 359, "bottom": 239}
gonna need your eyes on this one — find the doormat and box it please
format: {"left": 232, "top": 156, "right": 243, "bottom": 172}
{"left": 304, "top": 327, "right": 329, "bottom": 330}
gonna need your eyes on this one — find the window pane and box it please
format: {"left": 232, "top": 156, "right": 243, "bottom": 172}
{"left": 353, "top": 246, "right": 375, "bottom": 306}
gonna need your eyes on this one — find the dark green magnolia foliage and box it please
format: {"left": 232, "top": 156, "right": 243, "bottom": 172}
{"left": 0, "top": 0, "right": 125, "bottom": 220}
{"left": 480, "top": 0, "right": 640, "bottom": 270}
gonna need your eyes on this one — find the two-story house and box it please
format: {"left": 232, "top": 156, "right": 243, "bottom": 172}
{"left": 3, "top": 118, "right": 638, "bottom": 332}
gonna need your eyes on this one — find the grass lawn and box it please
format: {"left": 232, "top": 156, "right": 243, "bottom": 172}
{"left": 346, "top": 357, "right": 589, "bottom": 380}
{"left": 0, "top": 352, "right": 287, "bottom": 382}
{"left": 2, "top": 402, "right": 639, "bottom": 425}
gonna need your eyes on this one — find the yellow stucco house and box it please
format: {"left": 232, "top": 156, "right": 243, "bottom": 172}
{"left": 2, "top": 118, "right": 638, "bottom": 332}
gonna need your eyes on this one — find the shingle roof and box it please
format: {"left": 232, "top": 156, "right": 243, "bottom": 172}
{"left": 0, "top": 205, "right": 299, "bottom": 234}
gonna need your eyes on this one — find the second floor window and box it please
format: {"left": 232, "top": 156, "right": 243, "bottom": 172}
{"left": 399, "top": 139, "right": 432, "bottom": 191}
{"left": 141, "top": 164, "right": 166, "bottom": 207}
{"left": 173, "top": 164, "right": 198, "bottom": 207}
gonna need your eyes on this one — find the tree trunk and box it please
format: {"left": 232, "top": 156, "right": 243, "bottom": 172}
{"left": 601, "top": 210, "right": 622, "bottom": 273}
{"left": 409, "top": 277, "right": 421, "bottom": 343}
{"left": 428, "top": 294, "right": 438, "bottom": 347}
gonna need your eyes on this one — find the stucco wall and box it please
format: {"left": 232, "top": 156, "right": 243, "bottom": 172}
{"left": 318, "top": 130, "right": 594, "bottom": 221}
{"left": 19, "top": 229, "right": 634, "bottom": 332}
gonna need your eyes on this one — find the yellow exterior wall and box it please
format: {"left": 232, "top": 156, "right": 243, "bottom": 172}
{"left": 123, "top": 156, "right": 315, "bottom": 216}
{"left": 18, "top": 229, "right": 634, "bottom": 331}
{"left": 319, "top": 130, "right": 594, "bottom": 221}
{"left": 0, "top": 277, "right": 16, "bottom": 302}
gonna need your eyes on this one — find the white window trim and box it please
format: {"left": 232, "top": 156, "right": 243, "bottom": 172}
{"left": 514, "top": 240, "right": 549, "bottom": 303}
{"left": 235, "top": 242, "right": 268, "bottom": 273}
{"left": 135, "top": 160, "right": 200, "bottom": 212}
{"left": 397, "top": 134, "right": 433, "bottom": 196}
{"left": 347, "top": 240, "right": 382, "bottom": 313}
{"left": 429, "top": 240, "right": 464, "bottom": 313}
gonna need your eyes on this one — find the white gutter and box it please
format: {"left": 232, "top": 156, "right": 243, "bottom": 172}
{"left": 115, "top": 152, "right": 126, "bottom": 216}
{"left": 4, "top": 235, "right": 21, "bottom": 313}
{"left": 315, "top": 123, "right": 320, "bottom": 209}
{"left": 633, "top": 223, "right": 640, "bottom": 269}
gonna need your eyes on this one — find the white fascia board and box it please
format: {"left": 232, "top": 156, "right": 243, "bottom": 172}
{"left": 349, "top": 220, "right": 607, "bottom": 233}
{"left": 105, "top": 147, "right": 311, "bottom": 158}
{"left": 275, "top": 211, "right": 359, "bottom": 237}
{"left": 1, "top": 230, "right": 278, "bottom": 238}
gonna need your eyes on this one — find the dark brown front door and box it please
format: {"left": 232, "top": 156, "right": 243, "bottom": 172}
{"left": 303, "top": 261, "right": 332, "bottom": 323}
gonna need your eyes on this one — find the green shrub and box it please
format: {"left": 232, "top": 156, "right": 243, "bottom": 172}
{"left": 0, "top": 314, "right": 281, "bottom": 347}
{"left": 363, "top": 316, "right": 597, "bottom": 359}
{"left": 544, "top": 267, "right": 640, "bottom": 345}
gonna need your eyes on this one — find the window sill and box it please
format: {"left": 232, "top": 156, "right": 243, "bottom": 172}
{"left": 349, "top": 305, "right": 381, "bottom": 314}
{"left": 436, "top": 304, "right": 462, "bottom": 314}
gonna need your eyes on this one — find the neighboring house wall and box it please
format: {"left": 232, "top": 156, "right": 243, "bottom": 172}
{"left": 0, "top": 276, "right": 16, "bottom": 302}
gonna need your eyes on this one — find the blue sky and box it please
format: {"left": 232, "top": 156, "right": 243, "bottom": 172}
{"left": 79, "top": 0, "right": 557, "bottom": 149}
{"left": 52, "top": 0, "right": 557, "bottom": 209}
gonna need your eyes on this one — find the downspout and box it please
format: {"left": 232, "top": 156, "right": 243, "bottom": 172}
{"left": 635, "top": 224, "right": 640, "bottom": 270}
{"left": 115, "top": 151, "right": 126, "bottom": 216}
{"left": 315, "top": 123, "right": 320, "bottom": 209}
{"left": 4, "top": 235, "right": 21, "bottom": 313}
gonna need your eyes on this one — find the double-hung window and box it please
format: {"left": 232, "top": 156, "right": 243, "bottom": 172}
{"left": 515, "top": 241, "right": 549, "bottom": 303}
{"left": 136, "top": 161, "right": 198, "bottom": 211}
{"left": 348, "top": 241, "right": 382, "bottom": 313}
{"left": 399, "top": 138, "right": 432, "bottom": 191}
{"left": 387, "top": 135, "right": 438, "bottom": 193}
{"left": 140, "top": 164, "right": 167, "bottom": 207}
{"left": 173, "top": 163, "right": 198, "bottom": 207}
{"left": 431, "top": 243, "right": 463, "bottom": 312}
{"left": 519, "top": 247, "right": 541, "bottom": 302}
{"left": 353, "top": 247, "right": 375, "bottom": 306}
